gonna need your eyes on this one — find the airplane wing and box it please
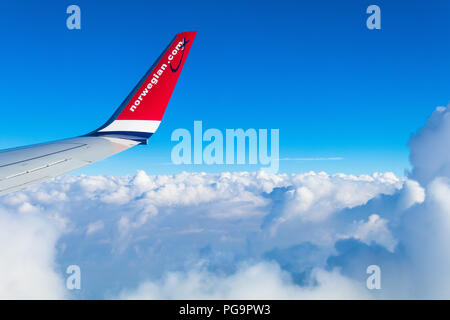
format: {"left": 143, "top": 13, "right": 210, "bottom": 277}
{"left": 0, "top": 31, "right": 197, "bottom": 196}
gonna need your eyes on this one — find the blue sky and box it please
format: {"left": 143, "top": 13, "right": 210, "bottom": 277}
{"left": 0, "top": 0, "right": 448, "bottom": 176}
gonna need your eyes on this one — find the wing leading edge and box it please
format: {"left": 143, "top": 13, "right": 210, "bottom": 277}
{"left": 0, "top": 31, "right": 197, "bottom": 196}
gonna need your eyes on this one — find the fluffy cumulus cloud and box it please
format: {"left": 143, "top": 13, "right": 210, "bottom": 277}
{"left": 0, "top": 170, "right": 401, "bottom": 299}
{"left": 119, "top": 263, "right": 369, "bottom": 300}
{"left": 409, "top": 106, "right": 450, "bottom": 185}
{"left": 0, "top": 208, "right": 66, "bottom": 299}
{"left": 1, "top": 105, "right": 450, "bottom": 299}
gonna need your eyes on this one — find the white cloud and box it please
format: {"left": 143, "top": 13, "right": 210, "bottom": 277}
{"left": 1, "top": 105, "right": 450, "bottom": 299}
{"left": 0, "top": 209, "right": 66, "bottom": 299}
{"left": 397, "top": 179, "right": 425, "bottom": 210}
{"left": 395, "top": 176, "right": 450, "bottom": 298}
{"left": 86, "top": 220, "right": 104, "bottom": 235}
{"left": 119, "top": 262, "right": 369, "bottom": 300}
{"left": 349, "top": 214, "right": 397, "bottom": 251}
{"left": 279, "top": 171, "right": 401, "bottom": 224}
{"left": 0, "top": 170, "right": 401, "bottom": 298}
{"left": 409, "top": 105, "right": 450, "bottom": 185}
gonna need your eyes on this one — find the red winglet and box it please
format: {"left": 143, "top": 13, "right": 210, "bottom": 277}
{"left": 117, "top": 31, "right": 197, "bottom": 121}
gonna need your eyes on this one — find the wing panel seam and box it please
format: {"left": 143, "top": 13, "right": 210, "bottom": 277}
{"left": 0, "top": 144, "right": 87, "bottom": 168}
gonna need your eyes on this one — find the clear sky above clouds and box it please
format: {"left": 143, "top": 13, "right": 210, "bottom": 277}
{"left": 0, "top": 0, "right": 448, "bottom": 176}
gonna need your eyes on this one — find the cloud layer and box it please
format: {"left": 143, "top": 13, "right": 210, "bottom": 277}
{"left": 0, "top": 171, "right": 402, "bottom": 299}
{"left": 1, "top": 105, "right": 450, "bottom": 299}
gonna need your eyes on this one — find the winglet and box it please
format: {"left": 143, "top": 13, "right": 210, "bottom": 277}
{"left": 89, "top": 31, "right": 197, "bottom": 143}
